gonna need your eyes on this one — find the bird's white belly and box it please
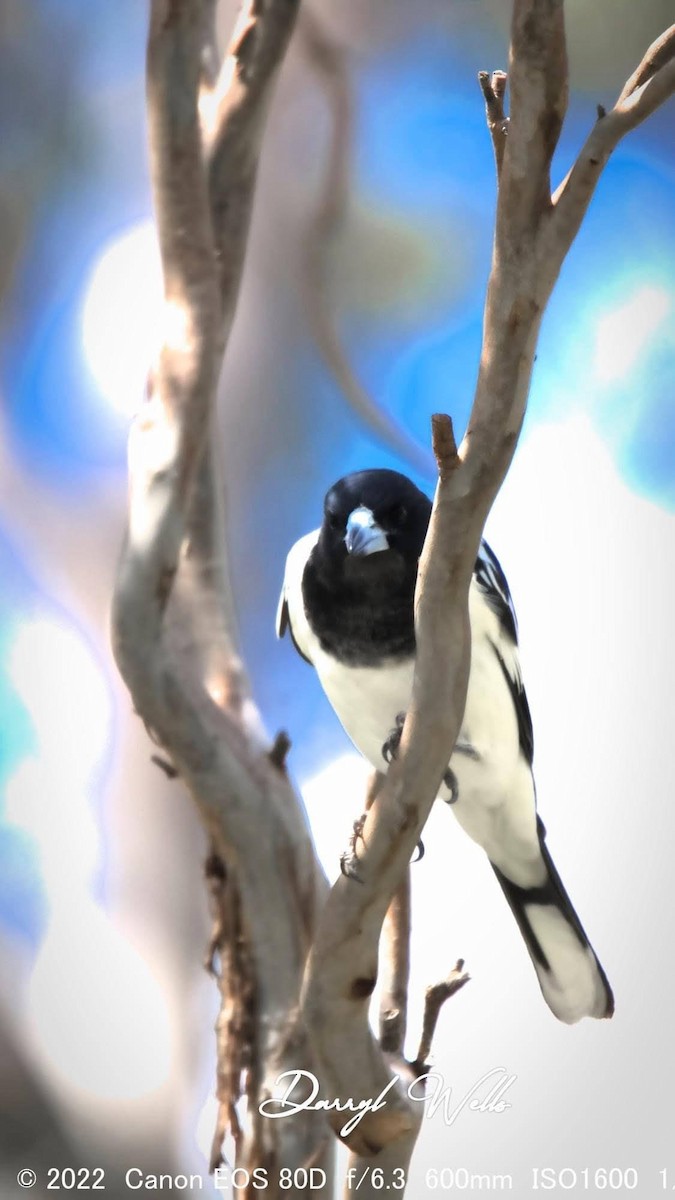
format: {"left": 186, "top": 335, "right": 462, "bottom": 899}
{"left": 308, "top": 584, "right": 517, "bottom": 783}
{"left": 315, "top": 638, "right": 540, "bottom": 882}
{"left": 284, "top": 543, "right": 540, "bottom": 881}
{"left": 315, "top": 650, "right": 415, "bottom": 771}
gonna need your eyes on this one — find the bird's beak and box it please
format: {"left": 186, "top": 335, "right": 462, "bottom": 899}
{"left": 344, "top": 506, "right": 389, "bottom": 557}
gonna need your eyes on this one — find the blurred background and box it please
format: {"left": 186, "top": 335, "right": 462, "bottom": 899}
{"left": 1, "top": 1, "right": 674, "bottom": 1195}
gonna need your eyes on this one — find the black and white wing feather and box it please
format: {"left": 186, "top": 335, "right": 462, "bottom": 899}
{"left": 474, "top": 540, "right": 534, "bottom": 766}
{"left": 474, "top": 540, "right": 519, "bottom": 644}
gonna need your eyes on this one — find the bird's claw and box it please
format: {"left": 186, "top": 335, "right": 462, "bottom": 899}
{"left": 443, "top": 767, "right": 459, "bottom": 804}
{"left": 412, "top": 839, "right": 425, "bottom": 863}
{"left": 339, "top": 852, "right": 363, "bottom": 882}
{"left": 382, "top": 712, "right": 406, "bottom": 765}
{"left": 340, "top": 813, "right": 368, "bottom": 882}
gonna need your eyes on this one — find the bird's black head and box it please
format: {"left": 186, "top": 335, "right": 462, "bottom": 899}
{"left": 303, "top": 470, "right": 431, "bottom": 663}
{"left": 315, "top": 469, "right": 432, "bottom": 588}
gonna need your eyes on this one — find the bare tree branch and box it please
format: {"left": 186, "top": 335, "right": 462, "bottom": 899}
{"left": 302, "top": 0, "right": 674, "bottom": 1168}
{"left": 113, "top": 0, "right": 332, "bottom": 1189}
{"left": 207, "top": 0, "right": 300, "bottom": 316}
{"left": 617, "top": 22, "right": 675, "bottom": 103}
{"left": 500, "top": 0, "right": 567, "bottom": 235}
{"left": 379, "top": 870, "right": 411, "bottom": 1057}
{"left": 112, "top": 0, "right": 675, "bottom": 1191}
{"left": 413, "top": 960, "right": 471, "bottom": 1073}
{"left": 549, "top": 23, "right": 675, "bottom": 251}
{"left": 478, "top": 69, "right": 508, "bottom": 178}
{"left": 204, "top": 847, "right": 248, "bottom": 1169}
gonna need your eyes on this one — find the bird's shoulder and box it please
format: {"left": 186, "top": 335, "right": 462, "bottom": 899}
{"left": 473, "top": 539, "right": 519, "bottom": 645}
{"left": 276, "top": 530, "right": 320, "bottom": 664}
{"left": 471, "top": 540, "right": 533, "bottom": 765}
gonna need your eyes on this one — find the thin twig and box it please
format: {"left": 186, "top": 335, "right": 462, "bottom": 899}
{"left": 413, "top": 960, "right": 471, "bottom": 1073}
{"left": 268, "top": 729, "right": 292, "bottom": 770}
{"left": 379, "top": 870, "right": 411, "bottom": 1056}
{"left": 478, "top": 69, "right": 508, "bottom": 177}
{"left": 618, "top": 23, "right": 675, "bottom": 103}
{"left": 549, "top": 24, "right": 675, "bottom": 250}
{"left": 431, "top": 412, "right": 459, "bottom": 479}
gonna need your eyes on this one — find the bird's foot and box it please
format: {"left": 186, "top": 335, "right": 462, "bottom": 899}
{"left": 339, "top": 813, "right": 368, "bottom": 882}
{"left": 339, "top": 787, "right": 424, "bottom": 873}
{"left": 381, "top": 716, "right": 427, "bottom": 858}
{"left": 443, "top": 767, "right": 459, "bottom": 804}
{"left": 382, "top": 712, "right": 406, "bottom": 765}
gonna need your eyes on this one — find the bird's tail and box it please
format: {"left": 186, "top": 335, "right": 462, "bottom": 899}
{"left": 491, "top": 818, "right": 614, "bottom": 1024}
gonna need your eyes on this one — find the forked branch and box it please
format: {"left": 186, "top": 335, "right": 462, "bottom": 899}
{"left": 302, "top": 0, "right": 675, "bottom": 1175}
{"left": 113, "top": 0, "right": 331, "bottom": 1189}
{"left": 550, "top": 22, "right": 675, "bottom": 250}
{"left": 478, "top": 69, "right": 508, "bottom": 177}
{"left": 113, "top": 1, "right": 675, "bottom": 1193}
{"left": 413, "top": 961, "right": 471, "bottom": 1074}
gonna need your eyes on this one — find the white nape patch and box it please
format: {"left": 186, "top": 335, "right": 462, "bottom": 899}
{"left": 525, "top": 905, "right": 607, "bottom": 1024}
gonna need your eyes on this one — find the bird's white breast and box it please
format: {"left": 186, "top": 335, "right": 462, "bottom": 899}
{"left": 284, "top": 532, "right": 517, "bottom": 778}
{"left": 282, "top": 531, "right": 542, "bottom": 881}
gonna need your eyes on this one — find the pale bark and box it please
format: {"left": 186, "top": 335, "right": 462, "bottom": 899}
{"left": 302, "top": 5, "right": 675, "bottom": 1185}
{"left": 110, "top": 2, "right": 675, "bottom": 1196}
{"left": 112, "top": 1, "right": 331, "bottom": 1194}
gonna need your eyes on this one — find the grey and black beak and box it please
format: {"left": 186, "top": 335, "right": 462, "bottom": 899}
{"left": 344, "top": 506, "right": 389, "bottom": 557}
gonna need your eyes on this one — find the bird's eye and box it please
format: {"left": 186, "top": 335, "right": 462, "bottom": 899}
{"left": 326, "top": 510, "right": 341, "bottom": 531}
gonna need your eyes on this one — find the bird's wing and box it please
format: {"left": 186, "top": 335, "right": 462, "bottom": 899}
{"left": 275, "top": 531, "right": 319, "bottom": 665}
{"left": 474, "top": 539, "right": 534, "bottom": 765}
{"left": 275, "top": 585, "right": 290, "bottom": 639}
{"left": 474, "top": 539, "right": 519, "bottom": 644}
{"left": 276, "top": 580, "right": 313, "bottom": 665}
{"left": 489, "top": 637, "right": 534, "bottom": 765}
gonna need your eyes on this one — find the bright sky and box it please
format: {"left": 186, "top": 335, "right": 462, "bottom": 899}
{"left": 593, "top": 284, "right": 672, "bottom": 384}
{"left": 81, "top": 221, "right": 162, "bottom": 418}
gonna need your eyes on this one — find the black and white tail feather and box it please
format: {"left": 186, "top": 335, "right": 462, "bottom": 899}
{"left": 472, "top": 543, "right": 613, "bottom": 1022}
{"left": 278, "top": 469, "right": 614, "bottom": 1023}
